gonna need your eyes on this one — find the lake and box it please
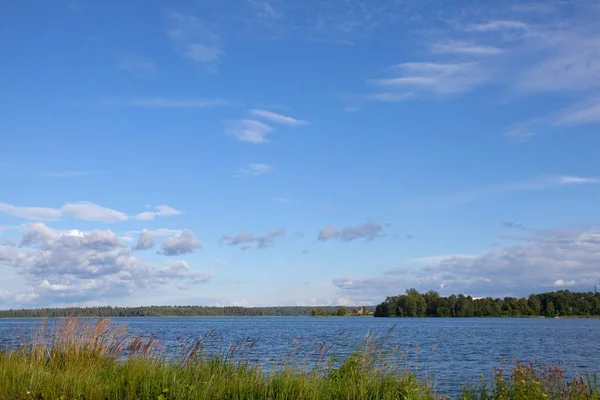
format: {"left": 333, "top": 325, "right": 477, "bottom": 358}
{"left": 1, "top": 316, "right": 598, "bottom": 395}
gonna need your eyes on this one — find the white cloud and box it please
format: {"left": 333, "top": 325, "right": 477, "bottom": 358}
{"left": 109, "top": 97, "right": 232, "bottom": 108}
{"left": 410, "top": 254, "right": 479, "bottom": 264}
{"left": 43, "top": 171, "right": 92, "bottom": 178}
{"left": 466, "top": 20, "right": 529, "bottom": 32}
{"left": 61, "top": 202, "right": 128, "bottom": 222}
{"left": 516, "top": 36, "right": 600, "bottom": 93}
{"left": 431, "top": 41, "right": 504, "bottom": 55}
{"left": 128, "top": 228, "right": 183, "bottom": 237}
{"left": 133, "top": 229, "right": 156, "bottom": 251}
{"left": 318, "top": 222, "right": 384, "bottom": 242}
{"left": 237, "top": 163, "right": 274, "bottom": 176}
{"left": 161, "top": 230, "right": 204, "bottom": 256}
{"left": 505, "top": 97, "right": 600, "bottom": 140}
{"left": 333, "top": 226, "right": 600, "bottom": 302}
{"left": 415, "top": 175, "right": 600, "bottom": 208}
{"left": 135, "top": 205, "right": 182, "bottom": 221}
{"left": 0, "top": 201, "right": 126, "bottom": 222}
{"left": 226, "top": 119, "right": 274, "bottom": 143}
{"left": 371, "top": 62, "right": 489, "bottom": 95}
{"left": 0, "top": 203, "right": 61, "bottom": 221}
{"left": 318, "top": 226, "right": 340, "bottom": 241}
{"left": 0, "top": 224, "right": 212, "bottom": 305}
{"left": 249, "top": 109, "right": 309, "bottom": 126}
{"left": 221, "top": 228, "right": 285, "bottom": 250}
{"left": 119, "top": 55, "right": 156, "bottom": 76}
{"left": 0, "top": 201, "right": 183, "bottom": 224}
{"left": 552, "top": 97, "right": 600, "bottom": 127}
{"left": 166, "top": 11, "right": 223, "bottom": 69}
{"left": 248, "top": 0, "right": 279, "bottom": 19}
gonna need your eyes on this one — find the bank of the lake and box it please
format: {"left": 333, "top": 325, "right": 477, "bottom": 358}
{"left": 0, "top": 318, "right": 598, "bottom": 400}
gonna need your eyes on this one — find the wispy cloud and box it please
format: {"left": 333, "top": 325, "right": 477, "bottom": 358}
{"left": 516, "top": 36, "right": 600, "bottom": 94}
{"left": 431, "top": 41, "right": 504, "bottom": 55}
{"left": 249, "top": 109, "right": 309, "bottom": 126}
{"left": 0, "top": 202, "right": 182, "bottom": 223}
{"left": 465, "top": 20, "right": 529, "bottom": 32}
{"left": 552, "top": 97, "right": 600, "bottom": 127}
{"left": 410, "top": 254, "right": 479, "bottom": 264}
{"left": 370, "top": 62, "right": 489, "bottom": 96}
{"left": 0, "top": 202, "right": 125, "bottom": 222}
{"left": 43, "top": 171, "right": 92, "bottom": 178}
{"left": 119, "top": 55, "right": 156, "bottom": 77}
{"left": 415, "top": 175, "right": 600, "bottom": 208}
{"left": 226, "top": 119, "right": 273, "bottom": 143}
{"left": 505, "top": 97, "right": 600, "bottom": 140}
{"left": 236, "top": 163, "right": 274, "bottom": 176}
{"left": 108, "top": 97, "right": 232, "bottom": 109}
{"left": 166, "top": 11, "right": 223, "bottom": 70}
{"left": 248, "top": 0, "right": 279, "bottom": 19}
{"left": 136, "top": 205, "right": 182, "bottom": 221}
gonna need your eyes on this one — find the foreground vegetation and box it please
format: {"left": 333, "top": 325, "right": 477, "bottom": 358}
{"left": 0, "top": 319, "right": 597, "bottom": 399}
{"left": 375, "top": 289, "right": 600, "bottom": 318}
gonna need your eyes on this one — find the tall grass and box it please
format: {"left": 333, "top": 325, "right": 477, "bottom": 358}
{"left": 0, "top": 318, "right": 597, "bottom": 399}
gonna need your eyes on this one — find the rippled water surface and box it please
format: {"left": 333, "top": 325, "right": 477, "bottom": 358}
{"left": 1, "top": 317, "right": 598, "bottom": 394}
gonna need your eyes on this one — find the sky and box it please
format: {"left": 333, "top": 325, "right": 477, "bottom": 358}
{"left": 1, "top": 0, "right": 600, "bottom": 309}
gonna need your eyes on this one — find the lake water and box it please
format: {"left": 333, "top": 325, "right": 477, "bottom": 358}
{"left": 1, "top": 316, "right": 598, "bottom": 395}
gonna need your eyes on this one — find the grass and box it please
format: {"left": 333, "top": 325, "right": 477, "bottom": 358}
{"left": 0, "top": 318, "right": 597, "bottom": 400}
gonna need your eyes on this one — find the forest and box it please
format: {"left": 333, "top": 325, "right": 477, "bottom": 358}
{"left": 0, "top": 305, "right": 374, "bottom": 318}
{"left": 374, "top": 289, "right": 600, "bottom": 317}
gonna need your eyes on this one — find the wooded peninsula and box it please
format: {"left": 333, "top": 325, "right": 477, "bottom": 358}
{"left": 373, "top": 289, "right": 600, "bottom": 317}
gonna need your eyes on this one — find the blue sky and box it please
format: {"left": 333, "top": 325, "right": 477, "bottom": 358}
{"left": 1, "top": 0, "right": 600, "bottom": 308}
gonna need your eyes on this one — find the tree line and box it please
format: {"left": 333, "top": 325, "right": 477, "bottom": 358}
{"left": 374, "top": 289, "right": 600, "bottom": 317}
{"left": 0, "top": 305, "right": 373, "bottom": 318}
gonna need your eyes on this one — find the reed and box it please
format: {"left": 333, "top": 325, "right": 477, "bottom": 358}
{"left": 0, "top": 318, "right": 596, "bottom": 400}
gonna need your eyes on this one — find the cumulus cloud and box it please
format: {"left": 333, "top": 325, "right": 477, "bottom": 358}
{"left": 133, "top": 229, "right": 156, "bottom": 251}
{"left": 221, "top": 228, "right": 285, "bottom": 250}
{"left": 136, "top": 205, "right": 182, "bottom": 221}
{"left": 0, "top": 224, "right": 212, "bottom": 305}
{"left": 333, "top": 226, "right": 600, "bottom": 303}
{"left": 318, "top": 222, "right": 383, "bottom": 242}
{"left": 128, "top": 228, "right": 183, "bottom": 237}
{"left": 161, "top": 230, "right": 204, "bottom": 256}
{"left": 318, "top": 226, "right": 340, "bottom": 241}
